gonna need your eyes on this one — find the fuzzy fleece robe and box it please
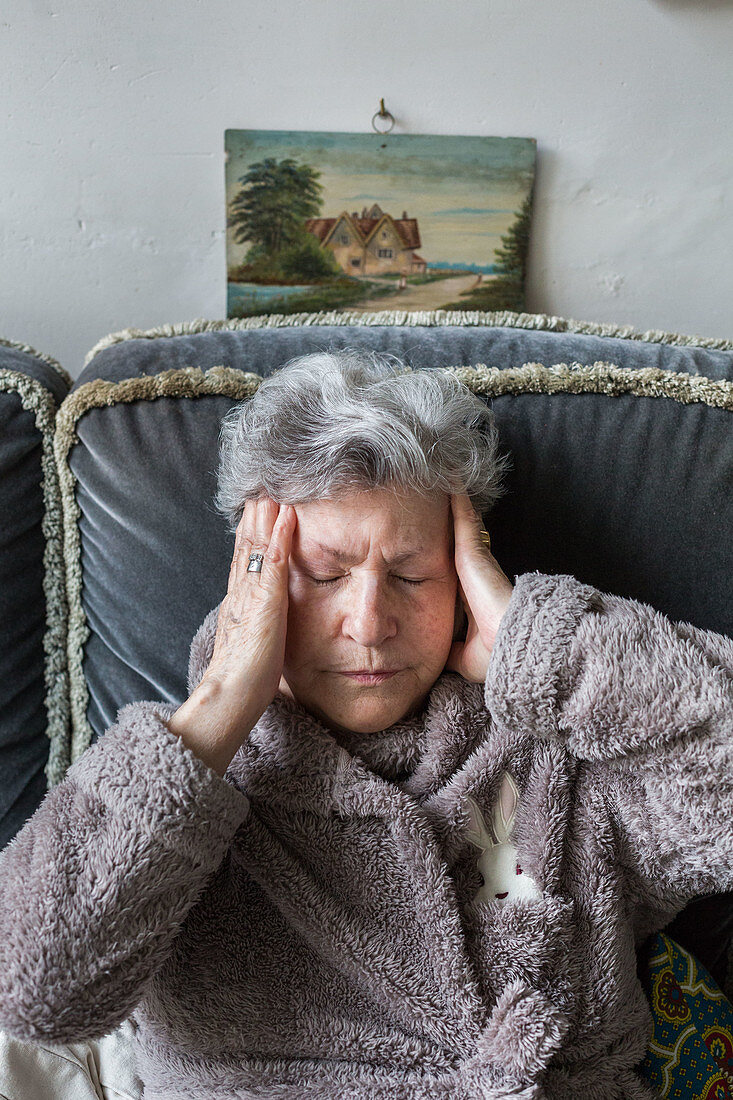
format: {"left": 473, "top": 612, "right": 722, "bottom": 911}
{"left": 0, "top": 572, "right": 732, "bottom": 1100}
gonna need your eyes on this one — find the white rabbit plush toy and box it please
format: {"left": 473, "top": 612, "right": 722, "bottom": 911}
{"left": 465, "top": 771, "right": 543, "bottom": 905}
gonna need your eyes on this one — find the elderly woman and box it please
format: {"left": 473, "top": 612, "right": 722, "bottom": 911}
{"left": 0, "top": 349, "right": 731, "bottom": 1100}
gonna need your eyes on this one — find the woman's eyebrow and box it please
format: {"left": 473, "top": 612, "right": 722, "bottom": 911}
{"left": 308, "top": 543, "right": 425, "bottom": 566}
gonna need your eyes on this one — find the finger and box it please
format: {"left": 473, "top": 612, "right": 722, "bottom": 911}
{"left": 260, "top": 504, "right": 296, "bottom": 581}
{"left": 244, "top": 497, "right": 277, "bottom": 584}
{"left": 451, "top": 493, "right": 489, "bottom": 553}
{"left": 451, "top": 491, "right": 479, "bottom": 533}
{"left": 255, "top": 496, "right": 280, "bottom": 547}
{"left": 229, "top": 500, "right": 256, "bottom": 591}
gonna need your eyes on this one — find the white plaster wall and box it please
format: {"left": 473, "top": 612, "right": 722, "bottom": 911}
{"left": 2, "top": 0, "right": 732, "bottom": 378}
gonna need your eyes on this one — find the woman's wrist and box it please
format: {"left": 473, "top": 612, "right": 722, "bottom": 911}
{"left": 166, "top": 678, "right": 258, "bottom": 778}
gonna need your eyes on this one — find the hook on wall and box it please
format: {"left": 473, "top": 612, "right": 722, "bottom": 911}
{"left": 371, "top": 98, "right": 395, "bottom": 135}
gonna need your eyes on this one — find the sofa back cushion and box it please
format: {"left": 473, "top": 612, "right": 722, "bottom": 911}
{"left": 0, "top": 339, "right": 70, "bottom": 850}
{"left": 58, "top": 313, "right": 733, "bottom": 760}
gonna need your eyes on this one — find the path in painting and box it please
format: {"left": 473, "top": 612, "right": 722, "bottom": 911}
{"left": 350, "top": 273, "right": 490, "bottom": 313}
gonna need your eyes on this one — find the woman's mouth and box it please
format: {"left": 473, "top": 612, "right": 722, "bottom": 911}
{"left": 340, "top": 671, "right": 399, "bottom": 684}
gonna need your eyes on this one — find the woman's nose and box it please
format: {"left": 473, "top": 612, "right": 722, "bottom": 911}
{"left": 342, "top": 577, "right": 397, "bottom": 647}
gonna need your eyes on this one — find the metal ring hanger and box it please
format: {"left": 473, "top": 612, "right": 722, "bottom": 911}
{"left": 371, "top": 98, "right": 395, "bottom": 134}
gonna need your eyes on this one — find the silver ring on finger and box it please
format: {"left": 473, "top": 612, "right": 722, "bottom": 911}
{"left": 247, "top": 553, "right": 264, "bottom": 574}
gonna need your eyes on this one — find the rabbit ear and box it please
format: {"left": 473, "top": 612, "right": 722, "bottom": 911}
{"left": 464, "top": 795, "right": 494, "bottom": 852}
{"left": 492, "top": 771, "right": 520, "bottom": 844}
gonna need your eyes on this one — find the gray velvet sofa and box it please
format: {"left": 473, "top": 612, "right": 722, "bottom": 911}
{"left": 0, "top": 340, "right": 70, "bottom": 855}
{"left": 1, "top": 309, "right": 732, "bottom": 999}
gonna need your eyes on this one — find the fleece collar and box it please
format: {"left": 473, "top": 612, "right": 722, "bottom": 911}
{"left": 185, "top": 605, "right": 550, "bottom": 856}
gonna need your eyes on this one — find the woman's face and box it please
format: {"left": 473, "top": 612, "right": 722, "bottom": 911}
{"left": 278, "top": 487, "right": 460, "bottom": 735}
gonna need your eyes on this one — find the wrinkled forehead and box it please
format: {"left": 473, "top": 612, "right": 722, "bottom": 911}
{"left": 291, "top": 491, "right": 454, "bottom": 565}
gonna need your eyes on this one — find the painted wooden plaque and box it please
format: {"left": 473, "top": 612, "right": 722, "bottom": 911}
{"left": 225, "top": 129, "right": 536, "bottom": 318}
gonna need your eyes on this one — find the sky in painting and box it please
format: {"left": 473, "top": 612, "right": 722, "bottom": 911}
{"left": 225, "top": 129, "right": 536, "bottom": 272}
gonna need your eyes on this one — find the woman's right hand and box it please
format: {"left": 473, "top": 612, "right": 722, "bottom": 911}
{"left": 207, "top": 497, "right": 296, "bottom": 712}
{"left": 167, "top": 497, "right": 297, "bottom": 776}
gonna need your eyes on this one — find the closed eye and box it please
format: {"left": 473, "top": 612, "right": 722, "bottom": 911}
{"left": 311, "top": 576, "right": 424, "bottom": 587}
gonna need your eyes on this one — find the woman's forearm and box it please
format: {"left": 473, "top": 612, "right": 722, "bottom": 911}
{"left": 166, "top": 678, "right": 259, "bottom": 778}
{"left": 0, "top": 702, "right": 249, "bottom": 1044}
{"left": 485, "top": 571, "right": 733, "bottom": 907}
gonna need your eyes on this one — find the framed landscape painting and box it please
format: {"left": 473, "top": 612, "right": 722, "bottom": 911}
{"left": 225, "top": 129, "right": 536, "bottom": 318}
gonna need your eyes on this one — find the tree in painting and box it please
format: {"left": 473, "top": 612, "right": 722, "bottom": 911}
{"left": 228, "top": 157, "right": 340, "bottom": 281}
{"left": 442, "top": 192, "right": 533, "bottom": 313}
{"left": 229, "top": 157, "right": 322, "bottom": 253}
{"left": 492, "top": 192, "right": 532, "bottom": 303}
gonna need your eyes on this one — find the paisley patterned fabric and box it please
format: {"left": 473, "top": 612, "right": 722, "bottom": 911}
{"left": 638, "top": 931, "right": 733, "bottom": 1098}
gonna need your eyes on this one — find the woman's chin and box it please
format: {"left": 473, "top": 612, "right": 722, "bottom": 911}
{"left": 279, "top": 671, "right": 431, "bottom": 735}
{"left": 317, "top": 692, "right": 428, "bottom": 736}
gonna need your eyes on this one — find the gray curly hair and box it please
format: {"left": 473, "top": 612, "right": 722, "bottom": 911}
{"left": 214, "top": 348, "right": 511, "bottom": 531}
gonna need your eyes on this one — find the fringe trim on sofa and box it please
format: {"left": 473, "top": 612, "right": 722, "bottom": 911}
{"left": 52, "top": 367, "right": 263, "bottom": 774}
{"left": 456, "top": 361, "right": 733, "bottom": 408}
{"left": 53, "top": 359, "right": 733, "bottom": 778}
{"left": 83, "top": 310, "right": 733, "bottom": 368}
{"left": 0, "top": 371, "right": 70, "bottom": 789}
{"left": 0, "top": 337, "right": 72, "bottom": 386}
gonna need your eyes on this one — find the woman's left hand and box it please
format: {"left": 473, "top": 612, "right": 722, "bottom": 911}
{"left": 444, "top": 492, "right": 514, "bottom": 683}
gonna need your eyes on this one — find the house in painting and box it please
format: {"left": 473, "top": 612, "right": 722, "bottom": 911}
{"left": 304, "top": 203, "right": 427, "bottom": 277}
